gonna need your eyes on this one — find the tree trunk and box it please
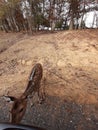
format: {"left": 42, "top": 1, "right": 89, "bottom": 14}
{"left": 69, "top": 16, "right": 74, "bottom": 30}
{"left": 12, "top": 17, "right": 19, "bottom": 32}
{"left": 6, "top": 17, "right": 13, "bottom": 31}
{"left": 2, "top": 23, "right": 8, "bottom": 33}
{"left": 50, "top": 0, "right": 56, "bottom": 32}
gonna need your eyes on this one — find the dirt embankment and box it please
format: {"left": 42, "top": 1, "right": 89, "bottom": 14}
{"left": 0, "top": 30, "right": 98, "bottom": 130}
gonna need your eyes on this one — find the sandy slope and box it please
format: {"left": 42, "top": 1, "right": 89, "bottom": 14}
{"left": 0, "top": 30, "right": 98, "bottom": 130}
{"left": 0, "top": 30, "right": 98, "bottom": 104}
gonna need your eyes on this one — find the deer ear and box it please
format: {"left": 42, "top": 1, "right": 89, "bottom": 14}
{"left": 3, "top": 95, "right": 17, "bottom": 102}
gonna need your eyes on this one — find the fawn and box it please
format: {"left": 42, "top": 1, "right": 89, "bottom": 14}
{"left": 4, "top": 63, "right": 45, "bottom": 124}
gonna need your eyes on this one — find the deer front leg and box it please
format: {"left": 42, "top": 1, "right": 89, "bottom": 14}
{"left": 28, "top": 91, "right": 35, "bottom": 107}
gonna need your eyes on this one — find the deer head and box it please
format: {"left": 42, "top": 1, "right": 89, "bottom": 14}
{"left": 5, "top": 95, "right": 27, "bottom": 124}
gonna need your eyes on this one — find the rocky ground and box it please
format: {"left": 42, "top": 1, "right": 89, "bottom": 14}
{"left": 0, "top": 30, "right": 98, "bottom": 130}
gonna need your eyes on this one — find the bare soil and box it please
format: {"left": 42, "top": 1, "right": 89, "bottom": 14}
{"left": 0, "top": 30, "right": 98, "bottom": 130}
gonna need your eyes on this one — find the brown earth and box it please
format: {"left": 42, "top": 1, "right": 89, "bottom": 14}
{"left": 0, "top": 30, "right": 98, "bottom": 130}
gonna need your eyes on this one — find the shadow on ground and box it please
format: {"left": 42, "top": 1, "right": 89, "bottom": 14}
{"left": 0, "top": 94, "right": 98, "bottom": 130}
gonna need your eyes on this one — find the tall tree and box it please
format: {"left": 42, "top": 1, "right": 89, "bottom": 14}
{"left": 68, "top": 0, "right": 80, "bottom": 30}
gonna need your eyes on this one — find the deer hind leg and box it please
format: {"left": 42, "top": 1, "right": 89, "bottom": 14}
{"left": 37, "top": 83, "right": 46, "bottom": 104}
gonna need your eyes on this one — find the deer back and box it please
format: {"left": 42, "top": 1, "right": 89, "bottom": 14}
{"left": 23, "top": 63, "right": 43, "bottom": 97}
